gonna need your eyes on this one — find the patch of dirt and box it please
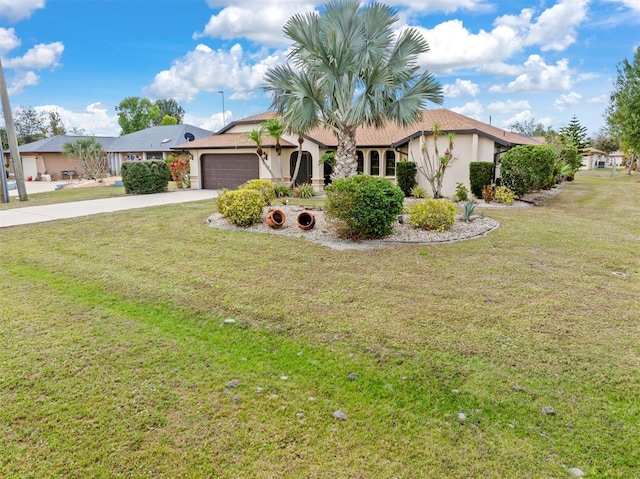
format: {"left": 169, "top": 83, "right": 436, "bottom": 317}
{"left": 62, "top": 176, "right": 122, "bottom": 188}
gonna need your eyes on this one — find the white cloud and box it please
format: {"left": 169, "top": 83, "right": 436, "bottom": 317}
{"left": 33, "top": 102, "right": 120, "bottom": 137}
{"left": 7, "top": 70, "right": 39, "bottom": 95}
{"left": 487, "top": 99, "right": 532, "bottom": 113}
{"left": 587, "top": 94, "right": 609, "bottom": 104}
{"left": 0, "top": 0, "right": 44, "bottom": 22}
{"left": 183, "top": 111, "right": 228, "bottom": 133}
{"left": 502, "top": 110, "right": 534, "bottom": 127}
{"left": 383, "top": 0, "right": 492, "bottom": 14}
{"left": 196, "top": 3, "right": 316, "bottom": 46}
{"left": 494, "top": 7, "right": 534, "bottom": 29}
{"left": 0, "top": 27, "right": 20, "bottom": 55}
{"left": 450, "top": 100, "right": 484, "bottom": 120}
{"left": 525, "top": 0, "right": 588, "bottom": 51}
{"left": 419, "top": 20, "right": 522, "bottom": 73}
{"left": 604, "top": 0, "right": 640, "bottom": 13}
{"left": 3, "top": 42, "right": 64, "bottom": 70}
{"left": 442, "top": 79, "right": 479, "bottom": 98}
{"left": 489, "top": 55, "right": 574, "bottom": 93}
{"left": 145, "top": 43, "right": 286, "bottom": 103}
{"left": 553, "top": 92, "right": 582, "bottom": 110}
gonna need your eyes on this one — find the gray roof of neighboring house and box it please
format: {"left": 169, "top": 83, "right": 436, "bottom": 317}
{"left": 18, "top": 135, "right": 116, "bottom": 153}
{"left": 107, "top": 124, "right": 213, "bottom": 152}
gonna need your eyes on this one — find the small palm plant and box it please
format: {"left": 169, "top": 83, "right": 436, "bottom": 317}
{"left": 245, "top": 125, "right": 276, "bottom": 180}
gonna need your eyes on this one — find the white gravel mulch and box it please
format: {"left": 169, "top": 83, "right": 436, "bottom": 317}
{"left": 207, "top": 205, "right": 500, "bottom": 251}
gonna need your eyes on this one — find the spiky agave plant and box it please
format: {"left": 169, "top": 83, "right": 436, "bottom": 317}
{"left": 461, "top": 197, "right": 477, "bottom": 221}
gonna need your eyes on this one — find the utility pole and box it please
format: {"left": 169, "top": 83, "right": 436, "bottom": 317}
{"left": 218, "top": 90, "right": 226, "bottom": 127}
{"left": 0, "top": 58, "right": 28, "bottom": 202}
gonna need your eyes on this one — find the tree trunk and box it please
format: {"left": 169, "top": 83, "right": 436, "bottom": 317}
{"left": 290, "top": 138, "right": 304, "bottom": 188}
{"left": 331, "top": 127, "right": 357, "bottom": 180}
{"left": 628, "top": 154, "right": 636, "bottom": 175}
{"left": 258, "top": 153, "right": 276, "bottom": 180}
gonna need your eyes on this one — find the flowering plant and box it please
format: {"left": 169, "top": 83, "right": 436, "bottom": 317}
{"left": 168, "top": 155, "right": 190, "bottom": 188}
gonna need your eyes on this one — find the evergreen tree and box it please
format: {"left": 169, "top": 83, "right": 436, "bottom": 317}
{"left": 558, "top": 115, "right": 590, "bottom": 155}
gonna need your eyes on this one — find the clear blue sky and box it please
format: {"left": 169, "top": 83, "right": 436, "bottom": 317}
{"left": 1, "top": 0, "right": 639, "bottom": 137}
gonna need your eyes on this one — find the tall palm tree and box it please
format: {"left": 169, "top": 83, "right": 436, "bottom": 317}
{"left": 263, "top": 0, "right": 442, "bottom": 179}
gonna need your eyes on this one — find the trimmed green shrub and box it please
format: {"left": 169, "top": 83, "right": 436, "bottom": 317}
{"left": 469, "top": 162, "right": 494, "bottom": 198}
{"left": 396, "top": 161, "right": 417, "bottom": 197}
{"left": 217, "top": 188, "right": 265, "bottom": 227}
{"left": 241, "top": 179, "right": 276, "bottom": 205}
{"left": 325, "top": 175, "right": 404, "bottom": 240}
{"left": 408, "top": 199, "right": 457, "bottom": 232}
{"left": 452, "top": 182, "right": 469, "bottom": 202}
{"left": 121, "top": 160, "right": 171, "bottom": 194}
{"left": 495, "top": 185, "right": 517, "bottom": 205}
{"left": 499, "top": 145, "right": 556, "bottom": 196}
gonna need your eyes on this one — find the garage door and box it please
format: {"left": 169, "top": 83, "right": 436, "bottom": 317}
{"left": 201, "top": 153, "right": 259, "bottom": 189}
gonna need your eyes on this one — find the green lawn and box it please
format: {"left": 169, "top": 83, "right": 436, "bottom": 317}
{"left": 1, "top": 170, "right": 638, "bottom": 478}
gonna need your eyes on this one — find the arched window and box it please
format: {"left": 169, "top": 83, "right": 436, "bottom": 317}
{"left": 385, "top": 150, "right": 396, "bottom": 176}
{"left": 356, "top": 150, "right": 364, "bottom": 174}
{"left": 369, "top": 151, "right": 380, "bottom": 176}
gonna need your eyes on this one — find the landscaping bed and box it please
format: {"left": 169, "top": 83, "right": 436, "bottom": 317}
{"left": 207, "top": 204, "right": 499, "bottom": 250}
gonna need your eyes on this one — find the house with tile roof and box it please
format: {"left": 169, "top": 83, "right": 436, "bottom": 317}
{"left": 175, "top": 109, "right": 541, "bottom": 198}
{"left": 5, "top": 124, "right": 213, "bottom": 180}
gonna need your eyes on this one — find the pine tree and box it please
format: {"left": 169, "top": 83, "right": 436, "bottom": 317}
{"left": 559, "top": 115, "right": 589, "bottom": 155}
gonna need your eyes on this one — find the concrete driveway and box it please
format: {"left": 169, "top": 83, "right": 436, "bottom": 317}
{"left": 1, "top": 185, "right": 219, "bottom": 228}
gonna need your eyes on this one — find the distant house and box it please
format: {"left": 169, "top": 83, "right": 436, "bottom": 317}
{"left": 105, "top": 124, "right": 213, "bottom": 175}
{"left": 4, "top": 124, "right": 213, "bottom": 180}
{"left": 584, "top": 147, "right": 607, "bottom": 169}
{"left": 4, "top": 135, "right": 115, "bottom": 181}
{"left": 174, "top": 109, "right": 541, "bottom": 197}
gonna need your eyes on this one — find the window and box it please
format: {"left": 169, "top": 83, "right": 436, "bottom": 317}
{"left": 369, "top": 151, "right": 380, "bottom": 176}
{"left": 385, "top": 150, "right": 396, "bottom": 176}
{"left": 356, "top": 150, "right": 364, "bottom": 174}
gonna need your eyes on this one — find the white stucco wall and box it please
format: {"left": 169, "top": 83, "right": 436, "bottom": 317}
{"left": 408, "top": 133, "right": 496, "bottom": 198}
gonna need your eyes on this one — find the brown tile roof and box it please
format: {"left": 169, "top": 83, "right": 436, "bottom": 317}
{"left": 181, "top": 109, "right": 541, "bottom": 149}
{"left": 173, "top": 132, "right": 295, "bottom": 150}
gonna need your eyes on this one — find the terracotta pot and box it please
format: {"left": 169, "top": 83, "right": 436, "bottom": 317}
{"left": 266, "top": 209, "right": 286, "bottom": 229}
{"left": 296, "top": 211, "right": 316, "bottom": 230}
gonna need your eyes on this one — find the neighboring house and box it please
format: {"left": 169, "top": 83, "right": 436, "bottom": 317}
{"left": 4, "top": 124, "right": 213, "bottom": 180}
{"left": 608, "top": 150, "right": 626, "bottom": 168}
{"left": 3, "top": 135, "right": 115, "bottom": 180}
{"left": 584, "top": 147, "right": 607, "bottom": 170}
{"left": 175, "top": 109, "right": 541, "bottom": 198}
{"left": 105, "top": 124, "right": 213, "bottom": 175}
